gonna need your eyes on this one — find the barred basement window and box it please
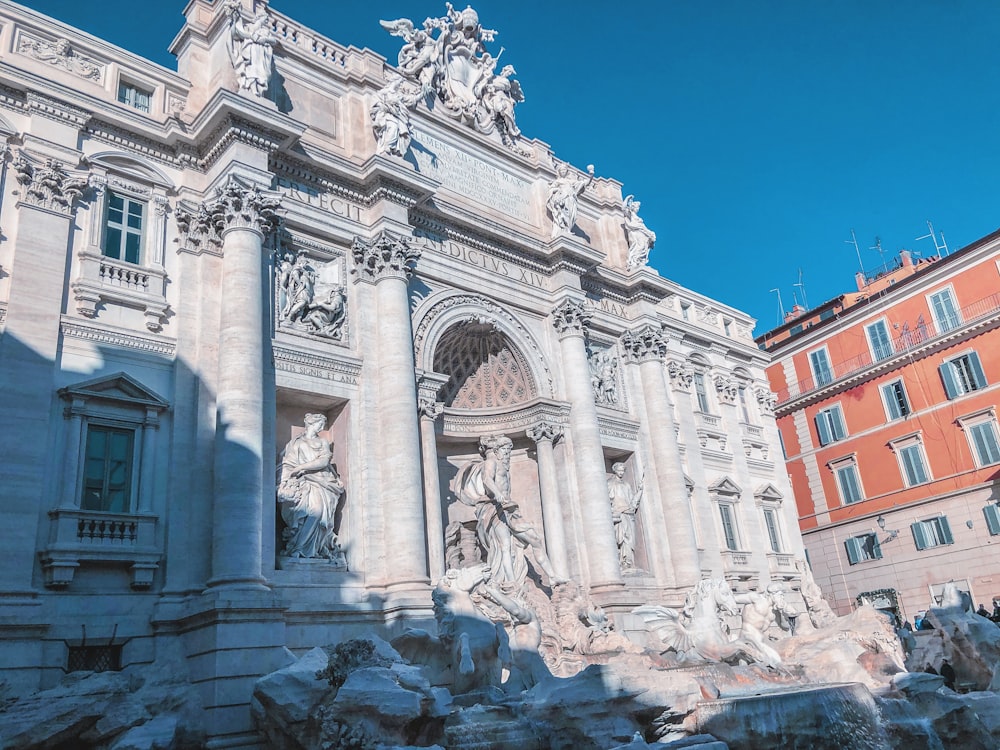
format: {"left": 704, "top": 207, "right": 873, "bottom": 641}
{"left": 68, "top": 644, "right": 122, "bottom": 673}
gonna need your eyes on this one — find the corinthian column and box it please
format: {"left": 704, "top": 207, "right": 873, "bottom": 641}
{"left": 353, "top": 232, "right": 428, "bottom": 586}
{"left": 551, "top": 299, "right": 622, "bottom": 589}
{"left": 209, "top": 178, "right": 280, "bottom": 590}
{"left": 621, "top": 325, "right": 700, "bottom": 587}
{"left": 526, "top": 421, "right": 569, "bottom": 580}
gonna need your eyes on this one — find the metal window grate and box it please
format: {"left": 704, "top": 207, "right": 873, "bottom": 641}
{"left": 67, "top": 644, "right": 122, "bottom": 673}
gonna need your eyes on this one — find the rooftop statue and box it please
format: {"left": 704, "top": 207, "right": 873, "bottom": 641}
{"left": 624, "top": 195, "right": 656, "bottom": 271}
{"left": 370, "top": 74, "right": 423, "bottom": 157}
{"left": 379, "top": 4, "right": 526, "bottom": 153}
{"left": 225, "top": 2, "right": 276, "bottom": 99}
{"left": 546, "top": 163, "right": 595, "bottom": 238}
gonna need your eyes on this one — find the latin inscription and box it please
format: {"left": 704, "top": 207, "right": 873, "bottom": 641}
{"left": 414, "top": 232, "right": 546, "bottom": 290}
{"left": 411, "top": 129, "right": 532, "bottom": 222}
{"left": 276, "top": 177, "right": 363, "bottom": 223}
{"left": 586, "top": 297, "right": 628, "bottom": 319}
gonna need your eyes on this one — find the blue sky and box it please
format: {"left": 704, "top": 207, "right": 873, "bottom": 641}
{"left": 23, "top": 0, "right": 1000, "bottom": 333}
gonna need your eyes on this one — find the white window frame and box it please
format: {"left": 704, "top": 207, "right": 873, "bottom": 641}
{"left": 956, "top": 408, "right": 1000, "bottom": 468}
{"left": 865, "top": 318, "right": 895, "bottom": 362}
{"left": 845, "top": 531, "right": 882, "bottom": 565}
{"left": 117, "top": 80, "right": 154, "bottom": 113}
{"left": 940, "top": 350, "right": 987, "bottom": 399}
{"left": 693, "top": 371, "right": 712, "bottom": 414}
{"left": 927, "top": 285, "right": 962, "bottom": 334}
{"left": 880, "top": 379, "right": 911, "bottom": 420}
{"left": 888, "top": 432, "right": 931, "bottom": 487}
{"left": 102, "top": 189, "right": 147, "bottom": 265}
{"left": 809, "top": 346, "right": 834, "bottom": 387}
{"left": 911, "top": 515, "right": 954, "bottom": 551}
{"left": 828, "top": 454, "right": 865, "bottom": 505}
{"left": 815, "top": 403, "right": 847, "bottom": 446}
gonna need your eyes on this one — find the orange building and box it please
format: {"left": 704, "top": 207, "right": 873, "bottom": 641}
{"left": 757, "top": 234, "right": 1000, "bottom": 623}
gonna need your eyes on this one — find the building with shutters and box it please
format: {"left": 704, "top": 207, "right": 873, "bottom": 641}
{"left": 758, "top": 232, "right": 1000, "bottom": 624}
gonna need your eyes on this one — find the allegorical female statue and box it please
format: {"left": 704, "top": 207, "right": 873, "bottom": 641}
{"left": 277, "top": 413, "right": 345, "bottom": 563}
{"left": 608, "top": 462, "right": 643, "bottom": 570}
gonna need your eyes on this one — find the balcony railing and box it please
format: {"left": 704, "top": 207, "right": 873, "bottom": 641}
{"left": 776, "top": 291, "right": 1000, "bottom": 405}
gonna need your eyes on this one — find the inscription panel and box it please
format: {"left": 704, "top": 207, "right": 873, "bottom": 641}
{"left": 413, "top": 231, "right": 546, "bottom": 290}
{"left": 411, "top": 128, "right": 532, "bottom": 222}
{"left": 276, "top": 177, "right": 363, "bottom": 223}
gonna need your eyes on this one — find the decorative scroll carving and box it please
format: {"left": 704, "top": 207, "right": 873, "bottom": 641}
{"left": 379, "top": 4, "right": 527, "bottom": 152}
{"left": 225, "top": 2, "right": 276, "bottom": 99}
{"left": 418, "top": 398, "right": 444, "bottom": 420}
{"left": 13, "top": 156, "right": 88, "bottom": 215}
{"left": 17, "top": 36, "right": 102, "bottom": 82}
{"left": 666, "top": 359, "right": 694, "bottom": 391}
{"left": 755, "top": 386, "right": 777, "bottom": 416}
{"left": 276, "top": 251, "right": 347, "bottom": 341}
{"left": 209, "top": 177, "right": 282, "bottom": 235}
{"left": 551, "top": 298, "right": 591, "bottom": 338}
{"left": 175, "top": 202, "right": 223, "bottom": 255}
{"left": 588, "top": 347, "right": 619, "bottom": 406}
{"left": 624, "top": 195, "right": 655, "bottom": 271}
{"left": 714, "top": 374, "right": 738, "bottom": 404}
{"left": 351, "top": 231, "right": 421, "bottom": 282}
{"left": 526, "top": 422, "right": 563, "bottom": 444}
{"left": 546, "top": 163, "right": 594, "bottom": 238}
{"left": 620, "top": 325, "right": 667, "bottom": 364}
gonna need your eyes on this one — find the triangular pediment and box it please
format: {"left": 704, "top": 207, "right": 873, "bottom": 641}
{"left": 708, "top": 476, "right": 742, "bottom": 497}
{"left": 59, "top": 372, "right": 168, "bottom": 410}
{"left": 754, "top": 483, "right": 784, "bottom": 502}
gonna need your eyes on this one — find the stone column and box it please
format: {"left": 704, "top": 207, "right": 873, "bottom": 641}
{"left": 352, "top": 231, "right": 428, "bottom": 586}
{"left": 418, "top": 397, "right": 445, "bottom": 581}
{"left": 621, "top": 325, "right": 701, "bottom": 587}
{"left": 526, "top": 421, "right": 569, "bottom": 580}
{"left": 551, "top": 299, "right": 622, "bottom": 589}
{"left": 138, "top": 408, "right": 159, "bottom": 514}
{"left": 208, "top": 178, "right": 280, "bottom": 590}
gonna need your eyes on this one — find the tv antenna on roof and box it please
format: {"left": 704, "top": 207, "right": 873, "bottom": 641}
{"left": 846, "top": 229, "right": 864, "bottom": 275}
{"left": 870, "top": 236, "right": 888, "bottom": 273}
{"left": 770, "top": 288, "right": 785, "bottom": 325}
{"left": 793, "top": 268, "right": 809, "bottom": 310}
{"left": 915, "top": 220, "right": 949, "bottom": 257}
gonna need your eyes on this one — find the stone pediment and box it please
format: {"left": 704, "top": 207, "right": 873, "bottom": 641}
{"left": 708, "top": 476, "right": 742, "bottom": 497}
{"left": 753, "top": 483, "right": 784, "bottom": 502}
{"left": 58, "top": 371, "right": 168, "bottom": 409}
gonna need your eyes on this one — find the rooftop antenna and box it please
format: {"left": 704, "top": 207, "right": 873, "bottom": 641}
{"left": 793, "top": 268, "right": 809, "bottom": 310}
{"left": 915, "top": 220, "right": 949, "bottom": 257}
{"left": 869, "top": 236, "right": 887, "bottom": 272}
{"left": 770, "top": 288, "right": 785, "bottom": 325}
{"left": 846, "top": 229, "right": 864, "bottom": 276}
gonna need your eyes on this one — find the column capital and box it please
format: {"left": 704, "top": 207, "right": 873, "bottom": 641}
{"left": 352, "top": 230, "right": 421, "bottom": 283}
{"left": 13, "top": 155, "right": 88, "bottom": 216}
{"left": 620, "top": 325, "right": 667, "bottom": 364}
{"left": 208, "top": 176, "right": 281, "bottom": 237}
{"left": 527, "top": 421, "right": 564, "bottom": 444}
{"left": 551, "top": 298, "right": 591, "bottom": 338}
{"left": 713, "top": 372, "right": 738, "bottom": 404}
{"left": 175, "top": 201, "right": 224, "bottom": 256}
{"left": 666, "top": 358, "right": 694, "bottom": 391}
{"left": 417, "top": 398, "right": 444, "bottom": 420}
{"left": 754, "top": 385, "right": 777, "bottom": 416}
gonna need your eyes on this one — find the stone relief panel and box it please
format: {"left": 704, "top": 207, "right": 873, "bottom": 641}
{"left": 16, "top": 34, "right": 103, "bottom": 82}
{"left": 275, "top": 249, "right": 348, "bottom": 342}
{"left": 587, "top": 344, "right": 621, "bottom": 408}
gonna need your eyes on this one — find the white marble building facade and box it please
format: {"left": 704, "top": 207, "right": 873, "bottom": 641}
{"left": 0, "top": 0, "right": 804, "bottom": 744}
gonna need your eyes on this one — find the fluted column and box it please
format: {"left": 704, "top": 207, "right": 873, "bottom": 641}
{"left": 527, "top": 421, "right": 569, "bottom": 580}
{"left": 551, "top": 298, "right": 622, "bottom": 588}
{"left": 353, "top": 231, "right": 428, "bottom": 586}
{"left": 209, "top": 178, "right": 280, "bottom": 590}
{"left": 621, "top": 325, "right": 700, "bottom": 587}
{"left": 418, "top": 397, "right": 445, "bottom": 580}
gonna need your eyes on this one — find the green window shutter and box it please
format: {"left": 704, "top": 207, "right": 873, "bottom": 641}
{"left": 845, "top": 537, "right": 860, "bottom": 565}
{"left": 939, "top": 361, "right": 960, "bottom": 399}
{"left": 911, "top": 522, "right": 928, "bottom": 550}
{"left": 816, "top": 412, "right": 832, "bottom": 446}
{"left": 872, "top": 536, "right": 883, "bottom": 560}
{"left": 968, "top": 352, "right": 988, "bottom": 389}
{"left": 984, "top": 504, "right": 1000, "bottom": 536}
{"left": 938, "top": 516, "right": 954, "bottom": 545}
{"left": 830, "top": 407, "right": 846, "bottom": 441}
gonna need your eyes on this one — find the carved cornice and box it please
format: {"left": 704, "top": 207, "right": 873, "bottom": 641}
{"left": 551, "top": 298, "right": 591, "bottom": 338}
{"left": 666, "top": 358, "right": 694, "bottom": 391}
{"left": 200, "top": 116, "right": 291, "bottom": 171}
{"left": 526, "top": 421, "right": 563, "bottom": 444}
{"left": 441, "top": 398, "right": 570, "bottom": 438}
{"left": 597, "top": 414, "right": 641, "bottom": 442}
{"left": 209, "top": 177, "right": 282, "bottom": 236}
{"left": 26, "top": 91, "right": 92, "bottom": 128}
{"left": 351, "top": 230, "right": 421, "bottom": 283}
{"left": 60, "top": 318, "right": 176, "bottom": 356}
{"left": 13, "top": 155, "right": 88, "bottom": 215}
{"left": 620, "top": 325, "right": 667, "bottom": 364}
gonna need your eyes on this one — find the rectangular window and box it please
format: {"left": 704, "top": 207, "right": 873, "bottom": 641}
{"left": 103, "top": 191, "right": 145, "bottom": 264}
{"left": 969, "top": 421, "right": 1000, "bottom": 466}
{"left": 898, "top": 443, "right": 929, "bottom": 486}
{"left": 694, "top": 372, "right": 710, "bottom": 413}
{"left": 777, "top": 429, "right": 787, "bottom": 459}
{"left": 117, "top": 82, "right": 152, "bottom": 113}
{"left": 984, "top": 504, "right": 1000, "bottom": 536}
{"left": 719, "top": 504, "right": 738, "bottom": 551}
{"left": 763, "top": 508, "right": 781, "bottom": 553}
{"left": 724, "top": 319, "right": 732, "bottom": 337}
{"left": 815, "top": 405, "right": 847, "bottom": 446}
{"left": 866, "top": 320, "right": 894, "bottom": 362}
{"left": 809, "top": 349, "right": 833, "bottom": 387}
{"left": 845, "top": 532, "right": 882, "bottom": 565}
{"left": 911, "top": 516, "right": 954, "bottom": 550}
{"left": 940, "top": 352, "right": 987, "bottom": 399}
{"left": 835, "top": 462, "right": 863, "bottom": 504}
{"left": 930, "top": 289, "right": 961, "bottom": 333}
{"left": 881, "top": 380, "right": 911, "bottom": 419}
{"left": 81, "top": 425, "right": 134, "bottom": 513}
{"left": 820, "top": 309, "right": 835, "bottom": 322}
{"left": 738, "top": 386, "right": 751, "bottom": 423}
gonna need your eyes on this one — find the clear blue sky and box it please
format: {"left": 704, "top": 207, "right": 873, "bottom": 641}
{"left": 22, "top": 0, "right": 1000, "bottom": 332}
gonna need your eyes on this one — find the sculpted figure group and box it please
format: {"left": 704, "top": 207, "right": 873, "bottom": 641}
{"left": 276, "top": 252, "right": 348, "bottom": 340}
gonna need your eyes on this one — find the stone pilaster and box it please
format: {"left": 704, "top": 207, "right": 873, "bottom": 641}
{"left": 417, "top": 395, "right": 445, "bottom": 581}
{"left": 621, "top": 325, "right": 701, "bottom": 587}
{"left": 551, "top": 298, "right": 622, "bottom": 589}
{"left": 353, "top": 231, "right": 428, "bottom": 588}
{"left": 526, "top": 421, "right": 569, "bottom": 580}
{"left": 208, "top": 177, "right": 280, "bottom": 590}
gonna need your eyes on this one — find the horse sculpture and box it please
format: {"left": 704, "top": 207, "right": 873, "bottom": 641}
{"left": 634, "top": 578, "right": 773, "bottom": 666}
